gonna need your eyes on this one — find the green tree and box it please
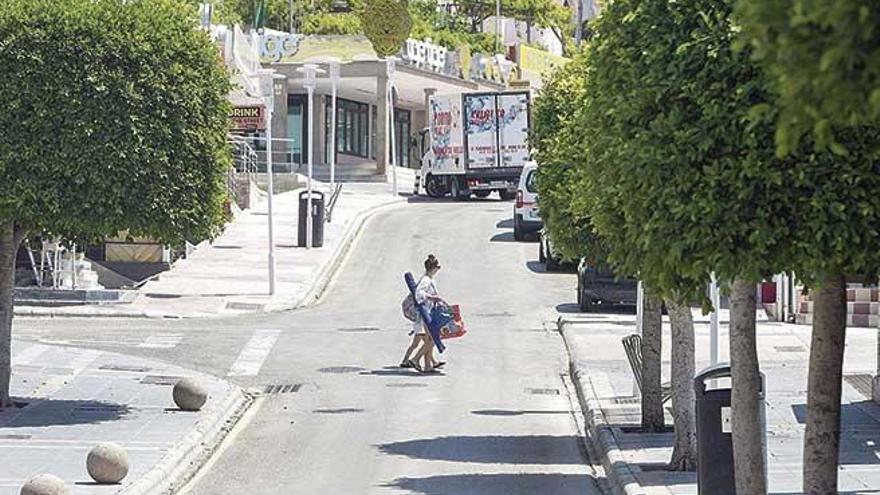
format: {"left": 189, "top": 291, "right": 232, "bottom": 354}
{"left": 0, "top": 0, "right": 231, "bottom": 405}
{"left": 736, "top": 0, "right": 880, "bottom": 155}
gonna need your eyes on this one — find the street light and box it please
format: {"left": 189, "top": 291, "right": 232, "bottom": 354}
{"left": 387, "top": 57, "right": 398, "bottom": 197}
{"left": 709, "top": 273, "right": 721, "bottom": 365}
{"left": 256, "top": 68, "right": 277, "bottom": 294}
{"left": 328, "top": 59, "right": 341, "bottom": 192}
{"left": 296, "top": 63, "right": 325, "bottom": 250}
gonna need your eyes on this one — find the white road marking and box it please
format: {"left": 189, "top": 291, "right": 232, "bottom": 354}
{"left": 11, "top": 344, "right": 49, "bottom": 366}
{"left": 138, "top": 334, "right": 183, "bottom": 349}
{"left": 227, "top": 329, "right": 282, "bottom": 377}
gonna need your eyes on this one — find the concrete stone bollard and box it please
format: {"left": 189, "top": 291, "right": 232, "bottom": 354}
{"left": 20, "top": 474, "right": 68, "bottom": 495}
{"left": 173, "top": 378, "right": 207, "bottom": 411}
{"left": 86, "top": 442, "right": 129, "bottom": 484}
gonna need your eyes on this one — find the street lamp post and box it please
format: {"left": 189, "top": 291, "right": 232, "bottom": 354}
{"left": 709, "top": 273, "right": 721, "bottom": 365}
{"left": 256, "top": 68, "right": 277, "bottom": 294}
{"left": 387, "top": 57, "right": 398, "bottom": 197}
{"left": 296, "top": 63, "right": 325, "bottom": 250}
{"left": 328, "top": 59, "right": 340, "bottom": 192}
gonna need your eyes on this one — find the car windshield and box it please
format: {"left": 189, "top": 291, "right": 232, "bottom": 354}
{"left": 525, "top": 170, "right": 538, "bottom": 193}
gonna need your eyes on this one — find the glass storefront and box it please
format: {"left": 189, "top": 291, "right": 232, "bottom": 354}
{"left": 287, "top": 94, "right": 307, "bottom": 168}
{"left": 325, "top": 97, "right": 370, "bottom": 160}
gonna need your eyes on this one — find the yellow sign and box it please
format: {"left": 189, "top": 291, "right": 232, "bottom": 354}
{"left": 519, "top": 45, "right": 569, "bottom": 78}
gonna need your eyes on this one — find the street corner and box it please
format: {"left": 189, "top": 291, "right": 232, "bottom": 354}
{"left": 0, "top": 341, "right": 252, "bottom": 495}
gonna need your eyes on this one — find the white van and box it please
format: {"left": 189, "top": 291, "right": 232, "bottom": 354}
{"left": 513, "top": 162, "right": 541, "bottom": 241}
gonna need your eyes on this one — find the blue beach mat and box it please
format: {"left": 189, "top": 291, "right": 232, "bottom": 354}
{"left": 404, "top": 272, "right": 448, "bottom": 353}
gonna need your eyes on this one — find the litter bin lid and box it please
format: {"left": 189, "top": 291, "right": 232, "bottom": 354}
{"left": 299, "top": 189, "right": 325, "bottom": 199}
{"left": 694, "top": 362, "right": 765, "bottom": 397}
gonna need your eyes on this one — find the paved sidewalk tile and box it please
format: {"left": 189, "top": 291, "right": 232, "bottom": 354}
{"left": 0, "top": 339, "right": 245, "bottom": 494}
{"left": 15, "top": 181, "right": 405, "bottom": 319}
{"left": 562, "top": 310, "right": 880, "bottom": 495}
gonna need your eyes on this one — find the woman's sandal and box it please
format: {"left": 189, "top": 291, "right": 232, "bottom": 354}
{"left": 407, "top": 359, "right": 423, "bottom": 372}
{"left": 434, "top": 361, "right": 446, "bottom": 369}
{"left": 400, "top": 361, "right": 413, "bottom": 368}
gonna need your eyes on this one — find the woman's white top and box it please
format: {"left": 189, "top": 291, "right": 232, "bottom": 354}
{"left": 412, "top": 275, "right": 438, "bottom": 334}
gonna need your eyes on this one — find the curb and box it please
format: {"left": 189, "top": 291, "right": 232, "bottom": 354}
{"left": 285, "top": 196, "right": 407, "bottom": 310}
{"left": 121, "top": 387, "right": 254, "bottom": 495}
{"left": 558, "top": 318, "right": 649, "bottom": 495}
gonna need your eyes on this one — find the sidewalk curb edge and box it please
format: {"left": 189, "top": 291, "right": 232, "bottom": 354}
{"left": 558, "top": 318, "right": 650, "bottom": 495}
{"left": 120, "top": 386, "right": 254, "bottom": 495}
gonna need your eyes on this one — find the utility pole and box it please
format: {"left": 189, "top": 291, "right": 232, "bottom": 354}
{"left": 495, "top": 0, "right": 501, "bottom": 53}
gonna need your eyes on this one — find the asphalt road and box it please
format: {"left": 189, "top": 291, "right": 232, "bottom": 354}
{"left": 13, "top": 198, "right": 607, "bottom": 495}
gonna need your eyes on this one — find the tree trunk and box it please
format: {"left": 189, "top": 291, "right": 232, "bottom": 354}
{"left": 641, "top": 286, "right": 664, "bottom": 432}
{"left": 803, "top": 273, "right": 847, "bottom": 494}
{"left": 729, "top": 276, "right": 767, "bottom": 495}
{"left": 667, "top": 299, "right": 696, "bottom": 471}
{"left": 0, "top": 221, "right": 22, "bottom": 407}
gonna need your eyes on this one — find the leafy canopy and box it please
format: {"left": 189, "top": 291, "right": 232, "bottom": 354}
{"left": 0, "top": 0, "right": 232, "bottom": 244}
{"left": 736, "top": 0, "right": 880, "bottom": 155}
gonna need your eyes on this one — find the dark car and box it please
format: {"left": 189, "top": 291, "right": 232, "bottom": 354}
{"left": 577, "top": 258, "right": 638, "bottom": 313}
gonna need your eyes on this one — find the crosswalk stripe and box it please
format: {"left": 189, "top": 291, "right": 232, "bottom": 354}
{"left": 138, "top": 334, "right": 184, "bottom": 349}
{"left": 12, "top": 344, "right": 49, "bottom": 366}
{"left": 227, "top": 329, "right": 282, "bottom": 377}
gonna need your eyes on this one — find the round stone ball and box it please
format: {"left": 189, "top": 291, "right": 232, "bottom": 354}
{"left": 173, "top": 378, "right": 207, "bottom": 411}
{"left": 20, "top": 474, "right": 68, "bottom": 495}
{"left": 86, "top": 442, "right": 129, "bottom": 484}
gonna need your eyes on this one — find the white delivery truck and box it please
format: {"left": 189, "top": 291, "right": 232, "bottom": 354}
{"left": 415, "top": 90, "right": 531, "bottom": 200}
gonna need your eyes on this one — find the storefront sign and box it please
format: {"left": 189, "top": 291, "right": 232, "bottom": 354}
{"left": 260, "top": 32, "right": 301, "bottom": 63}
{"left": 403, "top": 38, "right": 449, "bottom": 73}
{"left": 232, "top": 106, "right": 266, "bottom": 131}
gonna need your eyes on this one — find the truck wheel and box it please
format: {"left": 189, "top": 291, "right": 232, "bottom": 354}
{"left": 425, "top": 176, "right": 443, "bottom": 198}
{"left": 499, "top": 190, "right": 516, "bottom": 201}
{"left": 474, "top": 190, "right": 490, "bottom": 199}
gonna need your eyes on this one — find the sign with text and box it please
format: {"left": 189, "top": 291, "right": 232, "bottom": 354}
{"left": 464, "top": 94, "right": 500, "bottom": 169}
{"left": 231, "top": 106, "right": 266, "bottom": 131}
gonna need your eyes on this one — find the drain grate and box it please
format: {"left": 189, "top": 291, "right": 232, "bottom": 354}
{"left": 614, "top": 397, "right": 640, "bottom": 405}
{"left": 226, "top": 302, "right": 265, "bottom": 311}
{"left": 844, "top": 374, "right": 874, "bottom": 398}
{"left": 337, "top": 327, "right": 380, "bottom": 333}
{"left": 386, "top": 383, "right": 428, "bottom": 388}
{"left": 313, "top": 408, "right": 364, "bottom": 414}
{"left": 476, "top": 312, "right": 514, "bottom": 318}
{"left": 100, "top": 364, "right": 151, "bottom": 373}
{"left": 0, "top": 434, "right": 31, "bottom": 440}
{"left": 141, "top": 375, "right": 183, "bottom": 386}
{"left": 73, "top": 405, "right": 123, "bottom": 415}
{"left": 264, "top": 383, "right": 303, "bottom": 394}
{"left": 526, "top": 388, "right": 560, "bottom": 395}
{"left": 319, "top": 366, "right": 367, "bottom": 374}
{"left": 774, "top": 345, "right": 807, "bottom": 353}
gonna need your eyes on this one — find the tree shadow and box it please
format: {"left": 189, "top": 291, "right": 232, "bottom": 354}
{"left": 0, "top": 398, "right": 131, "bottom": 428}
{"left": 377, "top": 435, "right": 584, "bottom": 465}
{"left": 790, "top": 401, "right": 880, "bottom": 466}
{"left": 383, "top": 473, "right": 598, "bottom": 495}
{"left": 471, "top": 409, "right": 571, "bottom": 416}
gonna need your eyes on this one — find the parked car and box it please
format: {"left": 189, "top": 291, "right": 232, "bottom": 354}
{"left": 577, "top": 257, "right": 638, "bottom": 313}
{"left": 539, "top": 229, "right": 564, "bottom": 271}
{"left": 513, "top": 162, "right": 541, "bottom": 241}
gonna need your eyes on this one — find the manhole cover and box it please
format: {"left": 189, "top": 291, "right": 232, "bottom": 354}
{"left": 844, "top": 374, "right": 874, "bottom": 398}
{"left": 264, "top": 383, "right": 303, "bottom": 394}
{"left": 526, "top": 388, "right": 560, "bottom": 395}
{"left": 319, "top": 366, "right": 367, "bottom": 374}
{"left": 100, "top": 364, "right": 152, "bottom": 373}
{"left": 337, "top": 327, "right": 380, "bottom": 333}
{"left": 313, "top": 408, "right": 364, "bottom": 414}
{"left": 774, "top": 346, "right": 807, "bottom": 353}
{"left": 144, "top": 293, "right": 182, "bottom": 299}
{"left": 476, "top": 312, "right": 514, "bottom": 318}
{"left": 141, "top": 375, "right": 183, "bottom": 386}
{"left": 386, "top": 383, "right": 428, "bottom": 388}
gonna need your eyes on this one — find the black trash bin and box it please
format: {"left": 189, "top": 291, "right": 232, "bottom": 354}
{"left": 298, "top": 190, "right": 325, "bottom": 248}
{"left": 694, "top": 363, "right": 766, "bottom": 495}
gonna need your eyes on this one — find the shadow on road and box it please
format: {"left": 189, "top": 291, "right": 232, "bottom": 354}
{"left": 526, "top": 261, "right": 576, "bottom": 275}
{"left": 360, "top": 369, "right": 444, "bottom": 377}
{"left": 383, "top": 473, "right": 598, "bottom": 495}
{"left": 556, "top": 303, "right": 636, "bottom": 316}
{"left": 378, "top": 435, "right": 584, "bottom": 465}
{"left": 0, "top": 398, "right": 131, "bottom": 428}
{"left": 471, "top": 409, "right": 571, "bottom": 416}
{"left": 490, "top": 232, "right": 517, "bottom": 243}
{"left": 496, "top": 218, "right": 514, "bottom": 229}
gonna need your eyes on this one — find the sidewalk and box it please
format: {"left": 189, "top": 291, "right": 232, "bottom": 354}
{"left": 0, "top": 338, "right": 249, "bottom": 494}
{"left": 15, "top": 180, "right": 407, "bottom": 319}
{"left": 559, "top": 311, "right": 880, "bottom": 495}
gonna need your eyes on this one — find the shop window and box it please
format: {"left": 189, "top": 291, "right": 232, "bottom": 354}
{"left": 325, "top": 98, "right": 369, "bottom": 159}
